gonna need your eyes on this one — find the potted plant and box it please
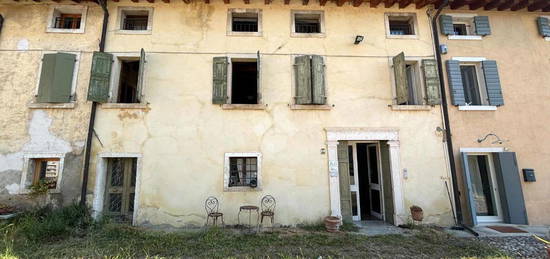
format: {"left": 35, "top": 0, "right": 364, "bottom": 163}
{"left": 410, "top": 205, "right": 424, "bottom": 222}
{"left": 324, "top": 216, "right": 341, "bottom": 232}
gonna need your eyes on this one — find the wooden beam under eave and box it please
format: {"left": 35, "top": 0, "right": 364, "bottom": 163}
{"left": 415, "top": 0, "right": 428, "bottom": 9}
{"left": 527, "top": 0, "right": 548, "bottom": 11}
{"left": 384, "top": 0, "right": 397, "bottom": 8}
{"left": 484, "top": 0, "right": 500, "bottom": 10}
{"left": 162, "top": 0, "right": 169, "bottom": 3}
{"left": 147, "top": 0, "right": 155, "bottom": 3}
{"left": 337, "top": 0, "right": 347, "bottom": 6}
{"left": 450, "top": 0, "right": 467, "bottom": 9}
{"left": 244, "top": 0, "right": 250, "bottom": 4}
{"left": 399, "top": 0, "right": 413, "bottom": 8}
{"left": 130, "top": 0, "right": 138, "bottom": 2}
{"left": 320, "top": 0, "right": 329, "bottom": 5}
{"left": 497, "top": 0, "right": 513, "bottom": 10}
{"left": 544, "top": 4, "right": 550, "bottom": 12}
{"left": 510, "top": 0, "right": 529, "bottom": 10}
{"left": 370, "top": 0, "right": 382, "bottom": 7}
{"left": 302, "top": 0, "right": 308, "bottom": 5}
{"left": 284, "top": 0, "right": 290, "bottom": 4}
{"left": 469, "top": 0, "right": 487, "bottom": 10}
{"left": 264, "top": 0, "right": 271, "bottom": 4}
{"left": 352, "top": 0, "right": 364, "bottom": 6}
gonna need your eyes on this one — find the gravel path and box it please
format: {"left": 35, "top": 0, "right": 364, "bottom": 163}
{"left": 477, "top": 236, "right": 549, "bottom": 258}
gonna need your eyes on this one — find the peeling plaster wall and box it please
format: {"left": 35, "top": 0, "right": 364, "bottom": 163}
{"left": 0, "top": 2, "right": 102, "bottom": 206}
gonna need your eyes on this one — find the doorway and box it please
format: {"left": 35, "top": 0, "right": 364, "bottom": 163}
{"left": 349, "top": 142, "right": 384, "bottom": 221}
{"left": 466, "top": 154, "right": 503, "bottom": 223}
{"left": 104, "top": 158, "right": 137, "bottom": 222}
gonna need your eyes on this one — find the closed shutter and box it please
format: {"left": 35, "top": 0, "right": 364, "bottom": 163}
{"left": 482, "top": 60, "right": 504, "bottom": 106}
{"left": 460, "top": 152, "right": 478, "bottom": 227}
{"left": 212, "top": 56, "right": 228, "bottom": 104}
{"left": 87, "top": 52, "right": 113, "bottom": 103}
{"left": 445, "top": 60, "right": 466, "bottom": 106}
{"left": 337, "top": 141, "right": 352, "bottom": 222}
{"left": 474, "top": 16, "right": 491, "bottom": 36}
{"left": 136, "top": 48, "right": 145, "bottom": 103}
{"left": 493, "top": 152, "right": 528, "bottom": 225}
{"left": 392, "top": 52, "right": 408, "bottom": 105}
{"left": 537, "top": 17, "right": 550, "bottom": 37}
{"left": 311, "top": 55, "right": 326, "bottom": 105}
{"left": 294, "top": 55, "right": 312, "bottom": 105}
{"left": 439, "top": 15, "right": 454, "bottom": 35}
{"left": 422, "top": 59, "right": 441, "bottom": 105}
{"left": 37, "top": 52, "right": 76, "bottom": 103}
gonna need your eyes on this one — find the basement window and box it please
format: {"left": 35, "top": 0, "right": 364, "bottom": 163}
{"left": 47, "top": 6, "right": 87, "bottom": 33}
{"left": 20, "top": 154, "right": 65, "bottom": 194}
{"left": 386, "top": 13, "right": 417, "bottom": 38}
{"left": 231, "top": 59, "right": 258, "bottom": 104}
{"left": 224, "top": 153, "right": 262, "bottom": 191}
{"left": 292, "top": 11, "right": 324, "bottom": 36}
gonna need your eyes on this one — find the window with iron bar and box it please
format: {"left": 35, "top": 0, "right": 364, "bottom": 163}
{"left": 232, "top": 13, "right": 258, "bottom": 32}
{"left": 123, "top": 15, "right": 148, "bottom": 30}
{"left": 294, "top": 13, "right": 321, "bottom": 34}
{"left": 229, "top": 157, "right": 258, "bottom": 187}
{"left": 54, "top": 14, "right": 81, "bottom": 29}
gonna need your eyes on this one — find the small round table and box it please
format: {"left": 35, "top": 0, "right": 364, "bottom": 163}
{"left": 238, "top": 205, "right": 259, "bottom": 229}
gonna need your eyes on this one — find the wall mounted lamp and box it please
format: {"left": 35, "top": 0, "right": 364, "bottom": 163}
{"left": 477, "top": 133, "right": 506, "bottom": 144}
{"left": 354, "top": 35, "right": 364, "bottom": 45}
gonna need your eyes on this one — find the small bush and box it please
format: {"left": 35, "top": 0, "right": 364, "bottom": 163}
{"left": 17, "top": 204, "right": 91, "bottom": 241}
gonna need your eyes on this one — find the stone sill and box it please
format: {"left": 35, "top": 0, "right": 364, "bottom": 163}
{"left": 28, "top": 102, "right": 76, "bottom": 109}
{"left": 115, "top": 30, "right": 152, "bottom": 35}
{"left": 386, "top": 34, "right": 418, "bottom": 40}
{"left": 545, "top": 37, "right": 550, "bottom": 41}
{"left": 100, "top": 103, "right": 149, "bottom": 109}
{"left": 390, "top": 105, "right": 433, "bottom": 111}
{"left": 291, "top": 32, "right": 326, "bottom": 38}
{"left": 290, "top": 104, "right": 332, "bottom": 110}
{"left": 46, "top": 28, "right": 85, "bottom": 34}
{"left": 223, "top": 186, "right": 262, "bottom": 192}
{"left": 222, "top": 104, "right": 267, "bottom": 110}
{"left": 458, "top": 105, "right": 497, "bottom": 111}
{"left": 227, "top": 31, "right": 263, "bottom": 37}
{"left": 448, "top": 35, "right": 483, "bottom": 41}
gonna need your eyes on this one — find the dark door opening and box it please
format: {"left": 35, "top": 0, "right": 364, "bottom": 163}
{"left": 118, "top": 60, "right": 140, "bottom": 103}
{"left": 231, "top": 61, "right": 258, "bottom": 104}
{"left": 355, "top": 143, "right": 383, "bottom": 221}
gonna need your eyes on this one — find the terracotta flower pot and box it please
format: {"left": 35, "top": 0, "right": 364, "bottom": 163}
{"left": 324, "top": 216, "right": 341, "bottom": 232}
{"left": 410, "top": 206, "right": 424, "bottom": 222}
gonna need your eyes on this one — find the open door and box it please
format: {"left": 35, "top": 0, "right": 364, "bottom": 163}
{"left": 367, "top": 144, "right": 383, "bottom": 219}
{"left": 380, "top": 141, "right": 394, "bottom": 225}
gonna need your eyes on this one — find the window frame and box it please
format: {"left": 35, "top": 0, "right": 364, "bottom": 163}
{"left": 20, "top": 153, "right": 65, "bottom": 194}
{"left": 459, "top": 62, "right": 489, "bottom": 106}
{"left": 390, "top": 57, "right": 427, "bottom": 106}
{"left": 105, "top": 52, "right": 146, "bottom": 106}
{"left": 385, "top": 12, "right": 418, "bottom": 39}
{"left": 32, "top": 51, "right": 80, "bottom": 105}
{"left": 227, "top": 8, "right": 262, "bottom": 37}
{"left": 291, "top": 10, "right": 325, "bottom": 38}
{"left": 446, "top": 13, "right": 482, "bottom": 41}
{"left": 116, "top": 7, "right": 153, "bottom": 35}
{"left": 223, "top": 54, "right": 263, "bottom": 108}
{"left": 289, "top": 54, "right": 331, "bottom": 109}
{"left": 224, "top": 152, "right": 262, "bottom": 192}
{"left": 46, "top": 5, "right": 87, "bottom": 34}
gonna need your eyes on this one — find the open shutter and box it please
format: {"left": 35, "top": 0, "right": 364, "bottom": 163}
{"left": 212, "top": 56, "right": 228, "bottom": 104}
{"left": 474, "top": 16, "right": 491, "bottom": 36}
{"left": 537, "top": 17, "right": 550, "bottom": 37}
{"left": 461, "top": 152, "right": 478, "bottom": 227}
{"left": 294, "top": 55, "right": 312, "bottom": 105}
{"left": 446, "top": 60, "right": 466, "bottom": 106}
{"left": 257, "top": 51, "right": 261, "bottom": 102}
{"left": 0, "top": 15, "right": 4, "bottom": 35}
{"left": 439, "top": 15, "right": 454, "bottom": 35}
{"left": 311, "top": 55, "right": 326, "bottom": 105}
{"left": 422, "top": 59, "right": 441, "bottom": 105}
{"left": 380, "top": 141, "right": 394, "bottom": 225}
{"left": 337, "top": 141, "right": 352, "bottom": 222}
{"left": 393, "top": 52, "right": 408, "bottom": 105}
{"left": 135, "top": 48, "right": 145, "bottom": 103}
{"left": 87, "top": 52, "right": 113, "bottom": 103}
{"left": 482, "top": 60, "right": 504, "bottom": 106}
{"left": 493, "top": 152, "right": 528, "bottom": 225}
{"left": 37, "top": 53, "right": 75, "bottom": 103}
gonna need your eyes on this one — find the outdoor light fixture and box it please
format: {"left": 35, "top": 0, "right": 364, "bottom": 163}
{"left": 354, "top": 35, "right": 364, "bottom": 45}
{"left": 477, "top": 133, "right": 506, "bottom": 144}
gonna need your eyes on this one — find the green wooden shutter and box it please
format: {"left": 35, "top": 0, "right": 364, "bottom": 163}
{"left": 37, "top": 52, "right": 76, "bottom": 103}
{"left": 311, "top": 55, "right": 326, "bottom": 105}
{"left": 294, "top": 55, "right": 312, "bottom": 105}
{"left": 482, "top": 60, "right": 504, "bottom": 106}
{"left": 380, "top": 141, "right": 394, "bottom": 225}
{"left": 393, "top": 52, "right": 408, "bottom": 105}
{"left": 257, "top": 51, "right": 261, "bottom": 102}
{"left": 474, "top": 16, "right": 491, "bottom": 36}
{"left": 439, "top": 15, "right": 454, "bottom": 35}
{"left": 136, "top": 48, "right": 145, "bottom": 103}
{"left": 537, "top": 17, "right": 550, "bottom": 37}
{"left": 87, "top": 52, "right": 113, "bottom": 103}
{"left": 422, "top": 59, "right": 441, "bottom": 105}
{"left": 212, "top": 56, "right": 228, "bottom": 104}
{"left": 337, "top": 141, "right": 352, "bottom": 223}
{"left": 445, "top": 60, "right": 466, "bottom": 106}
{"left": 460, "top": 152, "right": 478, "bottom": 227}
{"left": 493, "top": 152, "right": 528, "bottom": 225}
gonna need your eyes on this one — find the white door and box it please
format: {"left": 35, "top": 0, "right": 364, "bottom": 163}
{"left": 467, "top": 154, "right": 503, "bottom": 223}
{"left": 367, "top": 144, "right": 383, "bottom": 219}
{"left": 349, "top": 144, "right": 361, "bottom": 221}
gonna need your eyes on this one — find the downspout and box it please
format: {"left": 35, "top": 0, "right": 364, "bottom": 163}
{"left": 80, "top": 0, "right": 108, "bottom": 206}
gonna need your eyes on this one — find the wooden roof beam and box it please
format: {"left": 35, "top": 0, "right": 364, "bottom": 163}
{"left": 415, "top": 0, "right": 429, "bottom": 9}
{"left": 302, "top": 0, "right": 308, "bottom": 5}
{"left": 146, "top": 0, "right": 155, "bottom": 3}
{"left": 497, "top": 0, "right": 513, "bottom": 10}
{"left": 162, "top": 0, "right": 170, "bottom": 3}
{"left": 469, "top": 0, "right": 487, "bottom": 9}
{"left": 284, "top": 0, "right": 290, "bottom": 4}
{"left": 527, "top": 0, "right": 548, "bottom": 11}
{"left": 264, "top": 0, "right": 272, "bottom": 4}
{"left": 399, "top": 0, "right": 413, "bottom": 8}
{"left": 320, "top": 0, "right": 328, "bottom": 5}
{"left": 352, "top": 0, "right": 364, "bottom": 6}
{"left": 544, "top": 4, "right": 550, "bottom": 11}
{"left": 370, "top": 0, "right": 383, "bottom": 7}
{"left": 337, "top": 0, "right": 347, "bottom": 6}
{"left": 244, "top": 0, "right": 250, "bottom": 4}
{"left": 130, "top": 0, "right": 138, "bottom": 2}
{"left": 484, "top": 0, "right": 501, "bottom": 10}
{"left": 385, "top": 0, "right": 397, "bottom": 7}
{"left": 510, "top": 0, "right": 529, "bottom": 10}
{"left": 450, "top": 0, "right": 467, "bottom": 9}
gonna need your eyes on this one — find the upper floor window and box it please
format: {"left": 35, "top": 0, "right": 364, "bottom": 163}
{"left": 440, "top": 15, "right": 491, "bottom": 39}
{"left": 291, "top": 11, "right": 325, "bottom": 37}
{"left": 227, "top": 9, "right": 262, "bottom": 36}
{"left": 35, "top": 52, "right": 79, "bottom": 103}
{"left": 392, "top": 52, "right": 441, "bottom": 106}
{"left": 46, "top": 6, "right": 87, "bottom": 33}
{"left": 386, "top": 13, "right": 417, "bottom": 38}
{"left": 117, "top": 7, "right": 153, "bottom": 34}
{"left": 293, "top": 55, "right": 327, "bottom": 106}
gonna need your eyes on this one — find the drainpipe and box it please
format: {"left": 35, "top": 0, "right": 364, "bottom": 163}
{"left": 80, "top": 0, "right": 108, "bottom": 206}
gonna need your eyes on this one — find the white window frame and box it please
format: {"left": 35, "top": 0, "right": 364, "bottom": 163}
{"left": 19, "top": 153, "right": 66, "bottom": 194}
{"left": 32, "top": 51, "right": 81, "bottom": 104}
{"left": 116, "top": 7, "right": 153, "bottom": 35}
{"left": 106, "top": 52, "right": 144, "bottom": 105}
{"left": 223, "top": 152, "right": 262, "bottom": 192}
{"left": 221, "top": 54, "right": 265, "bottom": 109}
{"left": 46, "top": 5, "right": 87, "bottom": 34}
{"left": 446, "top": 14, "right": 483, "bottom": 40}
{"left": 227, "top": 8, "right": 262, "bottom": 37}
{"left": 389, "top": 57, "right": 429, "bottom": 107}
{"left": 452, "top": 57, "right": 491, "bottom": 108}
{"left": 385, "top": 12, "right": 418, "bottom": 39}
{"left": 291, "top": 10, "right": 325, "bottom": 38}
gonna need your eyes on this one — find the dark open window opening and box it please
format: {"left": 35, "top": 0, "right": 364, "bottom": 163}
{"left": 389, "top": 17, "right": 414, "bottom": 35}
{"left": 453, "top": 24, "right": 468, "bottom": 35}
{"left": 32, "top": 158, "right": 59, "bottom": 190}
{"left": 54, "top": 13, "right": 81, "bottom": 29}
{"left": 460, "top": 65, "right": 483, "bottom": 105}
{"left": 231, "top": 61, "right": 258, "bottom": 104}
{"left": 232, "top": 12, "right": 258, "bottom": 32}
{"left": 122, "top": 11, "right": 148, "bottom": 30}
{"left": 118, "top": 60, "right": 140, "bottom": 103}
{"left": 295, "top": 14, "right": 321, "bottom": 33}
{"left": 229, "top": 157, "right": 258, "bottom": 187}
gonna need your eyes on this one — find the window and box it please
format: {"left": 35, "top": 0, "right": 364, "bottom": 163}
{"left": 224, "top": 153, "right": 262, "bottom": 191}
{"left": 55, "top": 13, "right": 81, "bottom": 29}
{"left": 117, "top": 7, "right": 153, "bottom": 33}
{"left": 386, "top": 13, "right": 417, "bottom": 37}
{"left": 291, "top": 11, "right": 324, "bottom": 36}
{"left": 35, "top": 52, "right": 78, "bottom": 103}
{"left": 460, "top": 64, "right": 487, "bottom": 106}
{"left": 392, "top": 52, "right": 441, "bottom": 106}
{"left": 228, "top": 9, "right": 262, "bottom": 36}
{"left": 452, "top": 17, "right": 475, "bottom": 36}
{"left": 47, "top": 6, "right": 87, "bottom": 33}
{"left": 403, "top": 63, "right": 423, "bottom": 105}
{"left": 212, "top": 55, "right": 262, "bottom": 106}
{"left": 117, "top": 59, "right": 141, "bottom": 103}
{"left": 20, "top": 153, "right": 65, "bottom": 194}
{"left": 446, "top": 59, "right": 503, "bottom": 107}
{"left": 31, "top": 159, "right": 60, "bottom": 190}
{"left": 440, "top": 15, "right": 491, "bottom": 38}
{"left": 294, "top": 55, "right": 326, "bottom": 105}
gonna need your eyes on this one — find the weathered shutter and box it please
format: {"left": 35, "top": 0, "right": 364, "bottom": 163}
{"left": 212, "top": 56, "right": 228, "bottom": 104}
{"left": 446, "top": 60, "right": 466, "bottom": 106}
{"left": 460, "top": 152, "right": 478, "bottom": 227}
{"left": 0, "top": 15, "right": 4, "bottom": 35}
{"left": 294, "top": 55, "right": 312, "bottom": 105}
{"left": 474, "top": 16, "right": 491, "bottom": 36}
{"left": 37, "top": 52, "right": 75, "bottom": 103}
{"left": 482, "top": 60, "right": 504, "bottom": 106}
{"left": 257, "top": 51, "right": 261, "bottom": 102}
{"left": 439, "top": 15, "right": 454, "bottom": 35}
{"left": 422, "top": 59, "right": 441, "bottom": 105}
{"left": 493, "top": 152, "right": 528, "bottom": 225}
{"left": 380, "top": 141, "right": 394, "bottom": 225}
{"left": 536, "top": 17, "right": 550, "bottom": 37}
{"left": 393, "top": 52, "right": 408, "bottom": 105}
{"left": 337, "top": 141, "right": 352, "bottom": 222}
{"left": 87, "top": 52, "right": 113, "bottom": 103}
{"left": 136, "top": 48, "right": 145, "bottom": 103}
{"left": 311, "top": 55, "right": 326, "bottom": 105}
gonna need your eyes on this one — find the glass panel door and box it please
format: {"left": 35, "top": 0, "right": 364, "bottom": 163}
{"left": 467, "top": 154, "right": 502, "bottom": 223}
{"left": 367, "top": 144, "right": 383, "bottom": 219}
{"left": 349, "top": 144, "right": 361, "bottom": 221}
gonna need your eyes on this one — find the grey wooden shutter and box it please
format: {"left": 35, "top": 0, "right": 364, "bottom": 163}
{"left": 212, "top": 57, "right": 228, "bottom": 104}
{"left": 493, "top": 152, "right": 528, "bottom": 225}
{"left": 393, "top": 52, "right": 408, "bottom": 105}
{"left": 136, "top": 48, "right": 145, "bottom": 103}
{"left": 422, "top": 59, "right": 441, "bottom": 105}
{"left": 37, "top": 52, "right": 76, "bottom": 103}
{"left": 482, "top": 60, "right": 504, "bottom": 106}
{"left": 446, "top": 60, "right": 466, "bottom": 106}
{"left": 337, "top": 141, "right": 352, "bottom": 222}
{"left": 311, "top": 55, "right": 326, "bottom": 105}
{"left": 537, "top": 17, "right": 550, "bottom": 37}
{"left": 294, "top": 55, "right": 312, "bottom": 105}
{"left": 439, "top": 15, "right": 454, "bottom": 35}
{"left": 474, "top": 16, "right": 491, "bottom": 36}
{"left": 87, "top": 52, "right": 113, "bottom": 103}
{"left": 460, "top": 152, "right": 478, "bottom": 227}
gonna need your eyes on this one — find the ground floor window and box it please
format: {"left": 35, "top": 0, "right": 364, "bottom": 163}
{"left": 32, "top": 158, "right": 60, "bottom": 190}
{"left": 224, "top": 153, "right": 262, "bottom": 191}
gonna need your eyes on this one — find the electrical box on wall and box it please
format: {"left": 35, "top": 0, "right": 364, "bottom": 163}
{"left": 440, "top": 44, "right": 448, "bottom": 54}
{"left": 522, "top": 169, "right": 536, "bottom": 182}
